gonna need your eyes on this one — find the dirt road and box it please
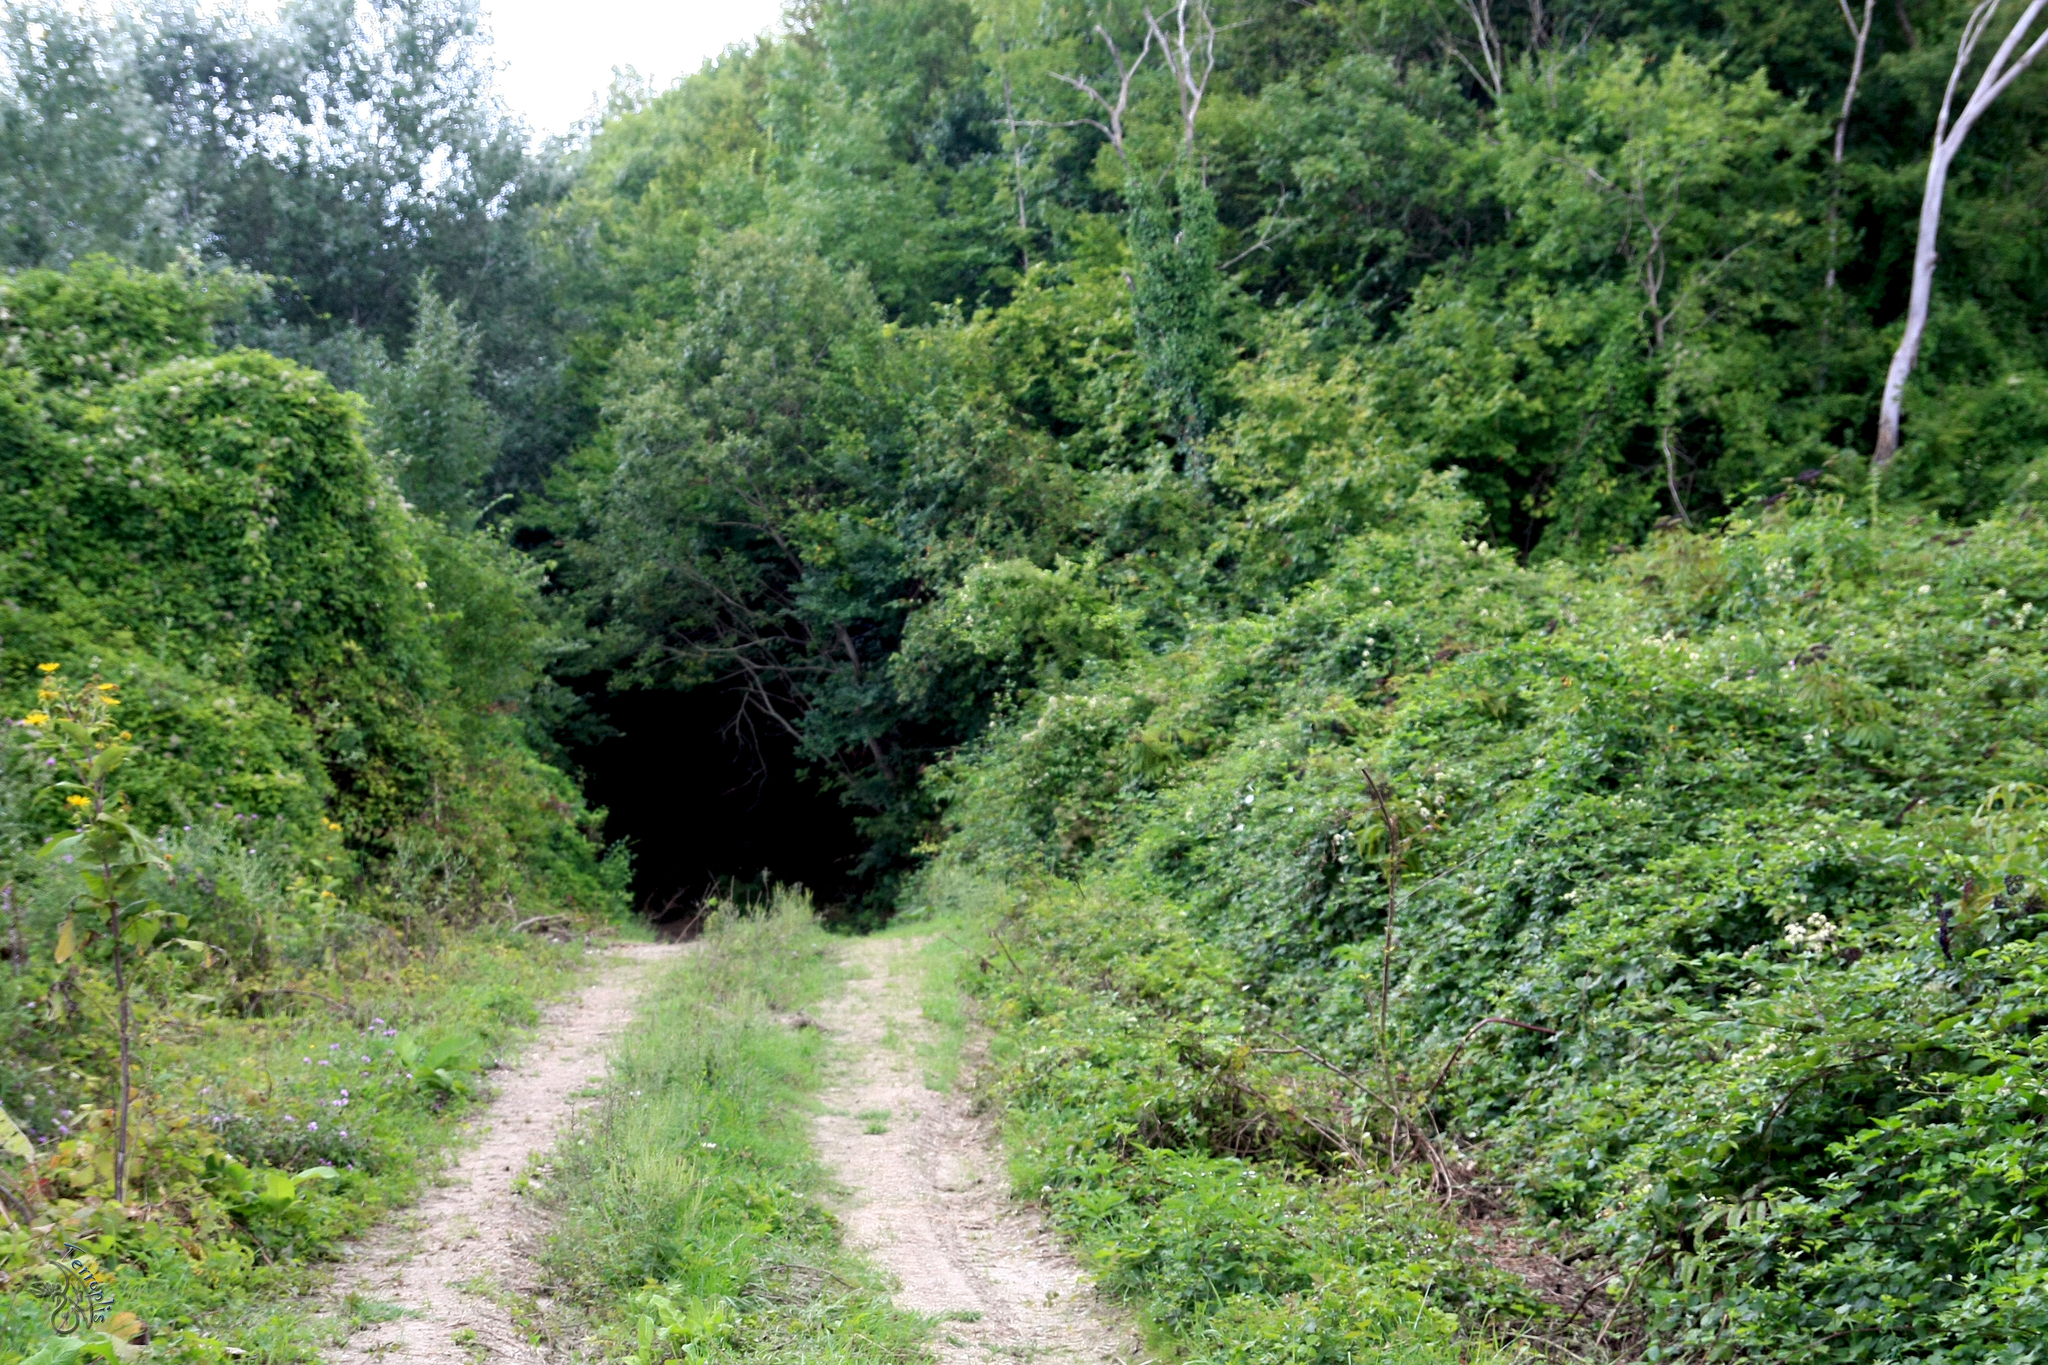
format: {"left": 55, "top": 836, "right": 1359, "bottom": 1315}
{"left": 317, "top": 942, "right": 683, "bottom": 1365}
{"left": 811, "top": 935, "right": 1140, "bottom": 1365}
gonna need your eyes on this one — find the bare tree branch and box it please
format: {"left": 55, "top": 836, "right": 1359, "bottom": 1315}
{"left": 1220, "top": 189, "right": 1296, "bottom": 270}
{"left": 998, "top": 57, "right": 1033, "bottom": 272}
{"left": 1659, "top": 427, "right": 1693, "bottom": 527}
{"left": 1824, "top": 0, "right": 1877, "bottom": 294}
{"left": 1449, "top": 0, "right": 1508, "bottom": 101}
{"left": 1144, "top": 0, "right": 1217, "bottom": 158}
{"left": 1049, "top": 23, "right": 1155, "bottom": 164}
{"left": 1833, "top": 0, "right": 1879, "bottom": 168}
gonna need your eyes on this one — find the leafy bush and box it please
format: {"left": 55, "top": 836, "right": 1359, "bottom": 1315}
{"left": 0, "top": 257, "right": 619, "bottom": 905}
{"left": 934, "top": 494, "right": 2048, "bottom": 1360}
{"left": 0, "top": 257, "right": 624, "bottom": 1364}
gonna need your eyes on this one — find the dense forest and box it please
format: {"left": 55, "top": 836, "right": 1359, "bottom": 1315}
{"left": 3, "top": 0, "right": 2048, "bottom": 1358}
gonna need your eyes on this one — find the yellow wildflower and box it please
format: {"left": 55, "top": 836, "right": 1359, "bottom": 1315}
{"left": 65, "top": 794, "right": 92, "bottom": 809}
{"left": 119, "top": 731, "right": 131, "bottom": 740}
{"left": 102, "top": 696, "right": 121, "bottom": 707}
{"left": 324, "top": 819, "right": 343, "bottom": 832}
{"left": 36, "top": 662, "right": 58, "bottom": 673}
{"left": 96, "top": 682, "right": 117, "bottom": 692}
{"left": 23, "top": 712, "right": 48, "bottom": 727}
{"left": 36, "top": 689, "right": 56, "bottom": 701}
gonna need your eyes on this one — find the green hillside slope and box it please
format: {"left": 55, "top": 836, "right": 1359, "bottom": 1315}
{"left": 928, "top": 487, "right": 2048, "bottom": 1360}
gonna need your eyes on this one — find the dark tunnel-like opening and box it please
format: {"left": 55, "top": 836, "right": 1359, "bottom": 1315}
{"left": 564, "top": 682, "right": 868, "bottom": 929}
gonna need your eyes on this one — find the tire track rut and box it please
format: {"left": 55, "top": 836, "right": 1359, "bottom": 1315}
{"left": 317, "top": 943, "right": 684, "bottom": 1365}
{"left": 812, "top": 935, "right": 1140, "bottom": 1365}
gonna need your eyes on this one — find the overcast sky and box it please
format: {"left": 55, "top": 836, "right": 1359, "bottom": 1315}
{"left": 483, "top": 0, "right": 787, "bottom": 137}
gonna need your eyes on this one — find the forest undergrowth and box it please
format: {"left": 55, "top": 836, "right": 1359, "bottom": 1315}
{"left": 915, "top": 499, "right": 2048, "bottom": 1363}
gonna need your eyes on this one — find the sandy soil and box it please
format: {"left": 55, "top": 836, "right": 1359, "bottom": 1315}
{"left": 811, "top": 935, "right": 1142, "bottom": 1365}
{"left": 316, "top": 942, "right": 683, "bottom": 1365}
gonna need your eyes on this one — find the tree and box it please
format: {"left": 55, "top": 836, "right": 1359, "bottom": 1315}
{"left": 0, "top": 0, "right": 536, "bottom": 351}
{"left": 0, "top": 4, "right": 204, "bottom": 267}
{"left": 1495, "top": 50, "right": 1820, "bottom": 525}
{"left": 25, "top": 669, "right": 182, "bottom": 1205}
{"left": 369, "top": 277, "right": 499, "bottom": 523}
{"left": 584, "top": 229, "right": 903, "bottom": 790}
{"left": 1053, "top": 0, "right": 1226, "bottom": 477}
{"left": 1873, "top": 0, "right": 2048, "bottom": 469}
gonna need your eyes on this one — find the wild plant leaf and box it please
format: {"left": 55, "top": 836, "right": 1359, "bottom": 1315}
{"left": 39, "top": 832, "right": 84, "bottom": 862}
{"left": 0, "top": 1103, "right": 34, "bottom": 1164}
{"left": 168, "top": 937, "right": 214, "bottom": 966}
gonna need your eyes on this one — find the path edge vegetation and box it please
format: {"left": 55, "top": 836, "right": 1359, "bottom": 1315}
{"left": 0, "top": 929, "right": 607, "bottom": 1365}
{"left": 0, "top": 260, "right": 633, "bottom": 1365}
{"left": 904, "top": 500, "right": 2048, "bottom": 1363}
{"left": 898, "top": 883, "right": 1548, "bottom": 1365}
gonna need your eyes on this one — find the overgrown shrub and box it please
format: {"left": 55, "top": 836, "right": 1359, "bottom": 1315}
{"left": 0, "top": 257, "right": 625, "bottom": 1362}
{"left": 935, "top": 495, "right": 2048, "bottom": 1359}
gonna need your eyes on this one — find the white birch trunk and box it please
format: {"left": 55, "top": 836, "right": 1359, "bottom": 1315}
{"left": 1874, "top": 0, "right": 2048, "bottom": 469}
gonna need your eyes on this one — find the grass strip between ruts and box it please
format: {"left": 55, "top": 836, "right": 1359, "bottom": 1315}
{"left": 535, "top": 891, "right": 930, "bottom": 1365}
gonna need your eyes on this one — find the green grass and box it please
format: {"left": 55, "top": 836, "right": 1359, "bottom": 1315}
{"left": 901, "top": 869, "right": 1540, "bottom": 1365}
{"left": 536, "top": 890, "right": 931, "bottom": 1365}
{"left": 877, "top": 892, "right": 975, "bottom": 1097}
{"left": 0, "top": 927, "right": 592, "bottom": 1365}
